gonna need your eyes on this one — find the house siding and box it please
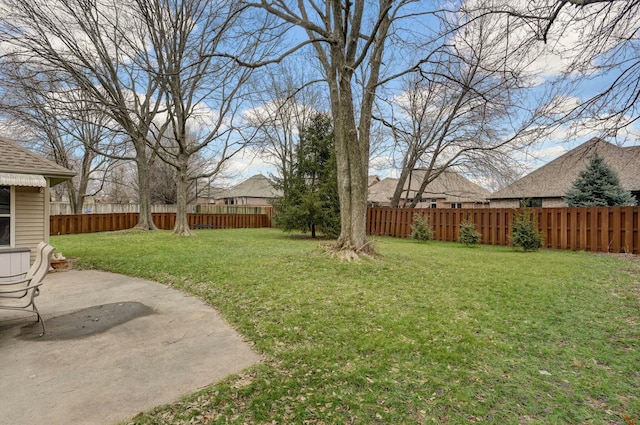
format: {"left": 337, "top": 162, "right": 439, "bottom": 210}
{"left": 15, "top": 186, "right": 45, "bottom": 264}
{"left": 226, "top": 197, "right": 272, "bottom": 206}
{"left": 489, "top": 199, "right": 519, "bottom": 208}
{"left": 490, "top": 197, "right": 568, "bottom": 208}
{"left": 541, "top": 198, "right": 568, "bottom": 208}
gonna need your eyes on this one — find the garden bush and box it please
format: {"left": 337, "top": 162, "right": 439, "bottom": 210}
{"left": 459, "top": 220, "right": 481, "bottom": 246}
{"left": 410, "top": 213, "right": 433, "bottom": 241}
{"left": 511, "top": 208, "right": 543, "bottom": 251}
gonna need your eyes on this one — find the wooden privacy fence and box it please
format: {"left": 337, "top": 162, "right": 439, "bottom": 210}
{"left": 50, "top": 207, "right": 640, "bottom": 254}
{"left": 367, "top": 206, "right": 640, "bottom": 254}
{"left": 50, "top": 212, "right": 272, "bottom": 235}
{"left": 50, "top": 202, "right": 275, "bottom": 216}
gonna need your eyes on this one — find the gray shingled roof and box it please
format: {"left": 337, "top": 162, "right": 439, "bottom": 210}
{"left": 0, "top": 136, "right": 75, "bottom": 186}
{"left": 406, "top": 170, "right": 491, "bottom": 202}
{"left": 367, "top": 177, "right": 399, "bottom": 204}
{"left": 489, "top": 138, "right": 640, "bottom": 200}
{"left": 218, "top": 174, "right": 282, "bottom": 199}
{"left": 367, "top": 170, "right": 491, "bottom": 204}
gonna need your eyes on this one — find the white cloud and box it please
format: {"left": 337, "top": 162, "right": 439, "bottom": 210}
{"left": 369, "top": 155, "right": 394, "bottom": 170}
{"left": 216, "top": 148, "right": 277, "bottom": 187}
{"left": 526, "top": 145, "right": 567, "bottom": 161}
{"left": 188, "top": 103, "right": 225, "bottom": 134}
{"left": 0, "top": 0, "right": 147, "bottom": 66}
{"left": 241, "top": 98, "right": 319, "bottom": 131}
{"left": 459, "top": 0, "right": 640, "bottom": 83}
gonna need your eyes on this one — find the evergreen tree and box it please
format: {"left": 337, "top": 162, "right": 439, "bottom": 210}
{"left": 511, "top": 207, "right": 543, "bottom": 252}
{"left": 272, "top": 113, "right": 340, "bottom": 238}
{"left": 565, "top": 154, "right": 635, "bottom": 207}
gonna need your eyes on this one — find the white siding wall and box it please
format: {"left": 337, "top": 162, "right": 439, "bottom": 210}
{"left": 15, "top": 186, "right": 45, "bottom": 264}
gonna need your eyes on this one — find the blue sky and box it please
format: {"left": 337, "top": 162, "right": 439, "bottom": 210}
{"left": 220, "top": 2, "right": 639, "bottom": 190}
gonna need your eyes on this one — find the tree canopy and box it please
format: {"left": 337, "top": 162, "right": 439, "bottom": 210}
{"left": 272, "top": 113, "right": 340, "bottom": 239}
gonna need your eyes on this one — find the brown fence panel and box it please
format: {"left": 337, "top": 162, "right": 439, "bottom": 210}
{"left": 50, "top": 213, "right": 140, "bottom": 235}
{"left": 52, "top": 207, "right": 639, "bottom": 254}
{"left": 187, "top": 213, "right": 270, "bottom": 229}
{"left": 367, "top": 206, "right": 639, "bottom": 254}
{"left": 51, "top": 212, "right": 272, "bottom": 235}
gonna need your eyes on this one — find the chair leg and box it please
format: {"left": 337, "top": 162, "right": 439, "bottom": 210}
{"left": 32, "top": 303, "right": 45, "bottom": 336}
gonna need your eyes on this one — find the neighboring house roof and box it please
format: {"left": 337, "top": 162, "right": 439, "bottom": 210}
{"left": 218, "top": 174, "right": 282, "bottom": 199}
{"left": 368, "top": 177, "right": 399, "bottom": 204}
{"left": 0, "top": 137, "right": 75, "bottom": 186}
{"left": 405, "top": 169, "right": 491, "bottom": 203}
{"left": 368, "top": 175, "right": 380, "bottom": 187}
{"left": 489, "top": 138, "right": 640, "bottom": 200}
{"left": 367, "top": 170, "right": 491, "bottom": 204}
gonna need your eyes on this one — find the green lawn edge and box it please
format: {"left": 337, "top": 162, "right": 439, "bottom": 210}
{"left": 51, "top": 229, "right": 640, "bottom": 425}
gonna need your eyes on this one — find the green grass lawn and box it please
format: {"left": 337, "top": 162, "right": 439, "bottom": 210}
{"left": 51, "top": 229, "right": 639, "bottom": 425}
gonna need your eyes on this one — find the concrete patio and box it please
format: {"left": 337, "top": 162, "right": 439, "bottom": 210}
{"left": 0, "top": 269, "right": 261, "bottom": 425}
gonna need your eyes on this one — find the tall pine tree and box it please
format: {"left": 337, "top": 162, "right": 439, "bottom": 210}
{"left": 272, "top": 113, "right": 340, "bottom": 238}
{"left": 565, "top": 154, "right": 635, "bottom": 207}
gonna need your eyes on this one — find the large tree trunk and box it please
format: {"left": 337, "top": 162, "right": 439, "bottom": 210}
{"left": 333, "top": 78, "right": 371, "bottom": 255}
{"left": 133, "top": 147, "right": 157, "bottom": 230}
{"left": 66, "top": 180, "right": 81, "bottom": 214}
{"left": 71, "top": 149, "right": 95, "bottom": 214}
{"left": 256, "top": 0, "right": 394, "bottom": 257}
{"left": 173, "top": 156, "right": 193, "bottom": 236}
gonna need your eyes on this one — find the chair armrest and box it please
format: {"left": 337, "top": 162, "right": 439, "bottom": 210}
{"left": 0, "top": 277, "right": 30, "bottom": 287}
{"left": 0, "top": 272, "right": 28, "bottom": 283}
{"left": 0, "top": 278, "right": 33, "bottom": 295}
{"left": 0, "top": 281, "right": 41, "bottom": 295}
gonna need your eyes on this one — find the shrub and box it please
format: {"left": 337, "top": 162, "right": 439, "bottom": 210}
{"left": 410, "top": 213, "right": 433, "bottom": 241}
{"left": 459, "top": 220, "right": 481, "bottom": 246}
{"left": 511, "top": 208, "right": 543, "bottom": 252}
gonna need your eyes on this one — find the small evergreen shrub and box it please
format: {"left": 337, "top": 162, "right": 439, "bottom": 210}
{"left": 459, "top": 220, "right": 481, "bottom": 246}
{"left": 511, "top": 208, "right": 543, "bottom": 252}
{"left": 410, "top": 213, "right": 433, "bottom": 241}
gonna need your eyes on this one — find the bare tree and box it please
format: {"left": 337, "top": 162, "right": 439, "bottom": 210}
{"left": 135, "top": 0, "right": 257, "bottom": 235}
{"left": 0, "top": 64, "right": 121, "bottom": 213}
{"left": 246, "top": 1, "right": 553, "bottom": 256}
{"left": 244, "top": 62, "right": 325, "bottom": 195}
{"left": 149, "top": 160, "right": 177, "bottom": 205}
{"left": 0, "top": 0, "right": 166, "bottom": 229}
{"left": 469, "top": 0, "right": 640, "bottom": 136}
{"left": 247, "top": 0, "right": 422, "bottom": 257}
{"left": 381, "top": 13, "right": 559, "bottom": 208}
{"left": 102, "top": 162, "right": 138, "bottom": 204}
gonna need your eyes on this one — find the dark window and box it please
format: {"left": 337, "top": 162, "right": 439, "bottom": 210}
{"left": 0, "top": 186, "right": 9, "bottom": 214}
{"left": 0, "top": 186, "right": 9, "bottom": 246}
{"left": 519, "top": 198, "right": 542, "bottom": 208}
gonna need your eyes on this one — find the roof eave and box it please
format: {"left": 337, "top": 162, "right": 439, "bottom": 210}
{"left": 49, "top": 174, "right": 76, "bottom": 187}
{"left": 0, "top": 168, "right": 76, "bottom": 187}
